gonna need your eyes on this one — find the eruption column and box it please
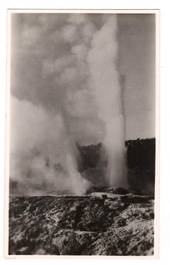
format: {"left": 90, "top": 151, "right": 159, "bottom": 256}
{"left": 88, "top": 15, "right": 127, "bottom": 188}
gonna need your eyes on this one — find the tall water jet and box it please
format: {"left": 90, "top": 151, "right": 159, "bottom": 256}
{"left": 88, "top": 15, "right": 127, "bottom": 188}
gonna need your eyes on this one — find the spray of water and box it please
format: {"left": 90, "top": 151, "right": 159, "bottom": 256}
{"left": 60, "top": 112, "right": 90, "bottom": 195}
{"left": 88, "top": 15, "right": 127, "bottom": 188}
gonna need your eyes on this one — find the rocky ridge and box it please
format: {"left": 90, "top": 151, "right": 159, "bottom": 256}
{"left": 9, "top": 191, "right": 154, "bottom": 255}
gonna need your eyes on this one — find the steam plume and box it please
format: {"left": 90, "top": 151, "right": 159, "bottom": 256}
{"left": 11, "top": 14, "right": 128, "bottom": 195}
{"left": 88, "top": 15, "right": 127, "bottom": 188}
{"left": 10, "top": 97, "right": 89, "bottom": 195}
{"left": 58, "top": 110, "right": 90, "bottom": 195}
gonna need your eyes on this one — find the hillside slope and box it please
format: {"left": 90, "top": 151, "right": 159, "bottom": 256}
{"left": 9, "top": 192, "right": 154, "bottom": 255}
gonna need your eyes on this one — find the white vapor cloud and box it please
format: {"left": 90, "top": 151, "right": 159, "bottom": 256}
{"left": 10, "top": 97, "right": 74, "bottom": 195}
{"left": 11, "top": 13, "right": 153, "bottom": 195}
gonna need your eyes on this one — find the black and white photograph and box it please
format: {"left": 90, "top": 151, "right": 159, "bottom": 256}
{"left": 8, "top": 11, "right": 157, "bottom": 256}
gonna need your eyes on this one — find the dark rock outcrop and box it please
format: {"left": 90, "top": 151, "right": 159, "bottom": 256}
{"left": 9, "top": 192, "right": 154, "bottom": 255}
{"left": 126, "top": 138, "right": 155, "bottom": 195}
{"left": 77, "top": 138, "right": 155, "bottom": 194}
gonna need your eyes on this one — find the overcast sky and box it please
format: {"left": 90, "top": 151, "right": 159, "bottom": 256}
{"left": 11, "top": 13, "right": 155, "bottom": 141}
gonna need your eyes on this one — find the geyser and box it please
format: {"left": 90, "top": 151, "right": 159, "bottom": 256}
{"left": 57, "top": 14, "right": 128, "bottom": 192}
{"left": 63, "top": 127, "right": 90, "bottom": 195}
{"left": 88, "top": 15, "right": 127, "bottom": 188}
{"left": 10, "top": 14, "right": 128, "bottom": 196}
{"left": 58, "top": 110, "right": 90, "bottom": 195}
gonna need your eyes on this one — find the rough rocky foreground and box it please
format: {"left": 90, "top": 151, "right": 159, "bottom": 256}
{"left": 9, "top": 192, "right": 154, "bottom": 255}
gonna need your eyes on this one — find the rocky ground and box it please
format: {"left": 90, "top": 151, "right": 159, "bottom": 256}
{"left": 9, "top": 191, "right": 154, "bottom": 256}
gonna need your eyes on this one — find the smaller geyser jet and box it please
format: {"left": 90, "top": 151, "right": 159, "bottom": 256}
{"left": 64, "top": 139, "right": 90, "bottom": 195}
{"left": 88, "top": 15, "right": 128, "bottom": 188}
{"left": 60, "top": 110, "right": 90, "bottom": 195}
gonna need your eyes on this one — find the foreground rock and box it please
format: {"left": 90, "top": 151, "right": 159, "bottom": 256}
{"left": 9, "top": 193, "right": 154, "bottom": 255}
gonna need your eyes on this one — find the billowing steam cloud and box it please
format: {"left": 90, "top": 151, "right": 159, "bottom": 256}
{"left": 88, "top": 15, "right": 127, "bottom": 188}
{"left": 10, "top": 97, "right": 90, "bottom": 196}
{"left": 10, "top": 97, "right": 69, "bottom": 195}
{"left": 11, "top": 13, "right": 127, "bottom": 195}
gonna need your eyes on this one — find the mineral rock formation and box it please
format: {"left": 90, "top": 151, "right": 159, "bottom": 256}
{"left": 9, "top": 192, "right": 154, "bottom": 255}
